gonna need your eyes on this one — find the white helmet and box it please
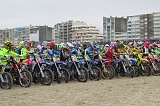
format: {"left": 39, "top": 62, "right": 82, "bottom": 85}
{"left": 105, "top": 44, "right": 109, "bottom": 47}
{"left": 66, "top": 42, "right": 74, "bottom": 48}
{"left": 104, "top": 44, "right": 109, "bottom": 52}
{"left": 37, "top": 45, "right": 42, "bottom": 51}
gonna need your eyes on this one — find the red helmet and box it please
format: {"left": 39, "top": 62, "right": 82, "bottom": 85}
{"left": 143, "top": 41, "right": 150, "bottom": 48}
{"left": 48, "top": 41, "right": 56, "bottom": 49}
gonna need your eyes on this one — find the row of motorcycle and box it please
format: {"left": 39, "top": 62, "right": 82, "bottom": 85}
{"left": 0, "top": 51, "right": 160, "bottom": 90}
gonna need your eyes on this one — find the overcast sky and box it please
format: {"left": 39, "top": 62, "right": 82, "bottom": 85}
{"left": 0, "top": 0, "right": 159, "bottom": 33}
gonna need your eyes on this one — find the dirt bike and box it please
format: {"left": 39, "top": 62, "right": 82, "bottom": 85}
{"left": 143, "top": 53, "right": 160, "bottom": 76}
{"left": 125, "top": 54, "right": 140, "bottom": 77}
{"left": 93, "top": 54, "right": 114, "bottom": 80}
{"left": 83, "top": 54, "right": 101, "bottom": 81}
{"left": 30, "top": 54, "right": 54, "bottom": 85}
{"left": 0, "top": 57, "right": 13, "bottom": 89}
{"left": 44, "top": 54, "right": 70, "bottom": 84}
{"left": 67, "top": 54, "right": 89, "bottom": 82}
{"left": 135, "top": 53, "right": 151, "bottom": 76}
{"left": 5, "top": 56, "right": 33, "bottom": 87}
{"left": 112, "top": 53, "right": 134, "bottom": 78}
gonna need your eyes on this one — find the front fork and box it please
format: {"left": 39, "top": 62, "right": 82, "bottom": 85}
{"left": 101, "top": 61, "right": 108, "bottom": 73}
{"left": 0, "top": 73, "right": 5, "bottom": 82}
{"left": 15, "top": 64, "right": 24, "bottom": 79}
{"left": 73, "top": 61, "right": 81, "bottom": 76}
{"left": 37, "top": 63, "right": 45, "bottom": 78}
{"left": 151, "top": 60, "right": 158, "bottom": 70}
{"left": 54, "top": 63, "right": 62, "bottom": 77}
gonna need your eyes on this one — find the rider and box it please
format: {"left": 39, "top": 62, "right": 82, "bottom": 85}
{"left": 59, "top": 44, "right": 70, "bottom": 61}
{"left": 143, "top": 41, "right": 151, "bottom": 57}
{"left": 66, "top": 42, "right": 78, "bottom": 56}
{"left": 48, "top": 42, "right": 60, "bottom": 56}
{"left": 85, "top": 42, "right": 99, "bottom": 60}
{"left": 16, "top": 41, "right": 33, "bottom": 66}
{"left": 16, "top": 41, "right": 28, "bottom": 62}
{"left": 0, "top": 40, "right": 19, "bottom": 65}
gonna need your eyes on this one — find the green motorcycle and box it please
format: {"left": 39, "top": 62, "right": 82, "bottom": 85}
{"left": 134, "top": 52, "right": 151, "bottom": 76}
{"left": 0, "top": 58, "right": 13, "bottom": 89}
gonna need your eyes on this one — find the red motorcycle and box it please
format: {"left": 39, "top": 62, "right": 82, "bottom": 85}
{"left": 6, "top": 56, "right": 33, "bottom": 87}
{"left": 143, "top": 54, "right": 160, "bottom": 76}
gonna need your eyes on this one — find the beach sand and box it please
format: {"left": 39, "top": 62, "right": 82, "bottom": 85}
{"left": 1, "top": 76, "right": 160, "bottom": 106}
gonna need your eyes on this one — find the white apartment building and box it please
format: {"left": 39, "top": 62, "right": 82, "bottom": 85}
{"left": 103, "top": 16, "right": 127, "bottom": 42}
{"left": 71, "top": 23, "right": 103, "bottom": 42}
{"left": 0, "top": 28, "right": 14, "bottom": 46}
{"left": 53, "top": 21, "right": 103, "bottom": 43}
{"left": 14, "top": 26, "right": 30, "bottom": 45}
{"left": 127, "top": 15, "right": 141, "bottom": 40}
{"left": 153, "top": 12, "right": 160, "bottom": 39}
{"left": 127, "top": 12, "right": 160, "bottom": 40}
{"left": 52, "top": 23, "right": 60, "bottom": 43}
{"left": 114, "top": 32, "right": 127, "bottom": 41}
{"left": 0, "top": 25, "right": 52, "bottom": 46}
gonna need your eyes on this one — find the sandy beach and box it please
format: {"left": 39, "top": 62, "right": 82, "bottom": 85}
{"left": 1, "top": 76, "right": 160, "bottom": 106}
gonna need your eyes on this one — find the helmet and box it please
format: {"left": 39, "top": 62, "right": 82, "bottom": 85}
{"left": 4, "top": 40, "right": 12, "bottom": 49}
{"left": 19, "top": 41, "right": 25, "bottom": 46}
{"left": 77, "top": 42, "right": 83, "bottom": 47}
{"left": 42, "top": 41, "right": 49, "bottom": 46}
{"left": 120, "top": 41, "right": 124, "bottom": 48}
{"left": 94, "top": 43, "right": 100, "bottom": 49}
{"left": 54, "top": 44, "right": 59, "bottom": 50}
{"left": 37, "top": 45, "right": 42, "bottom": 51}
{"left": 66, "top": 42, "right": 74, "bottom": 48}
{"left": 83, "top": 43, "right": 88, "bottom": 49}
{"left": 104, "top": 44, "right": 109, "bottom": 51}
{"left": 143, "top": 41, "right": 150, "bottom": 48}
{"left": 48, "top": 41, "right": 56, "bottom": 49}
{"left": 72, "top": 42, "right": 77, "bottom": 47}
{"left": 105, "top": 44, "right": 109, "bottom": 47}
{"left": 30, "top": 41, "right": 36, "bottom": 47}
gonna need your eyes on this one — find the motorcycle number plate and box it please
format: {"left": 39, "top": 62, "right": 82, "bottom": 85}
{"left": 15, "top": 58, "right": 20, "bottom": 62}
{"left": 53, "top": 57, "right": 59, "bottom": 62}
{"left": 36, "top": 57, "right": 42, "bottom": 63}
{"left": 99, "top": 55, "right": 102, "bottom": 60}
{"left": 120, "top": 55, "right": 124, "bottom": 59}
{"left": 71, "top": 56, "right": 77, "bottom": 61}
{"left": 85, "top": 55, "right": 90, "bottom": 61}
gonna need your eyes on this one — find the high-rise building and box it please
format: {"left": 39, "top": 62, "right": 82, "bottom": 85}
{"left": 103, "top": 16, "right": 127, "bottom": 42}
{"left": 52, "top": 23, "right": 60, "bottom": 43}
{"left": 71, "top": 23, "right": 102, "bottom": 42}
{"left": 14, "top": 26, "right": 30, "bottom": 45}
{"left": 127, "top": 12, "right": 160, "bottom": 40}
{"left": 0, "top": 25, "right": 52, "bottom": 45}
{"left": 153, "top": 12, "right": 160, "bottom": 39}
{"left": 29, "top": 26, "right": 52, "bottom": 43}
{"left": 0, "top": 28, "right": 14, "bottom": 46}
{"left": 53, "top": 21, "right": 103, "bottom": 43}
{"left": 127, "top": 15, "right": 141, "bottom": 40}
{"left": 59, "top": 20, "right": 73, "bottom": 43}
{"left": 140, "top": 14, "right": 153, "bottom": 39}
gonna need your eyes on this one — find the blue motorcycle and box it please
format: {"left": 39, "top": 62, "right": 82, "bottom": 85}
{"left": 113, "top": 53, "right": 134, "bottom": 78}
{"left": 67, "top": 54, "right": 89, "bottom": 82}
{"left": 43, "top": 54, "right": 70, "bottom": 84}
{"left": 29, "top": 53, "right": 54, "bottom": 85}
{"left": 83, "top": 55, "right": 101, "bottom": 81}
